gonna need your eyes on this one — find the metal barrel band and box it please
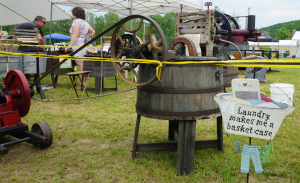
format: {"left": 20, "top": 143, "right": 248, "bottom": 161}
{"left": 136, "top": 105, "right": 220, "bottom": 116}
{"left": 223, "top": 73, "right": 239, "bottom": 77}
{"left": 137, "top": 86, "right": 223, "bottom": 94}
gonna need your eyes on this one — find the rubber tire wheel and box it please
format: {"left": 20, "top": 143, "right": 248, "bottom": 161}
{"left": 31, "top": 122, "right": 53, "bottom": 149}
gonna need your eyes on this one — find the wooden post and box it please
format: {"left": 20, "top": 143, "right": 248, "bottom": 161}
{"left": 175, "top": 12, "right": 180, "bottom": 38}
{"left": 95, "top": 77, "right": 101, "bottom": 94}
{"left": 176, "top": 120, "right": 196, "bottom": 175}
{"left": 205, "top": 10, "right": 214, "bottom": 56}
{"left": 132, "top": 114, "right": 141, "bottom": 158}
{"left": 100, "top": 36, "right": 103, "bottom": 58}
{"left": 217, "top": 116, "right": 223, "bottom": 152}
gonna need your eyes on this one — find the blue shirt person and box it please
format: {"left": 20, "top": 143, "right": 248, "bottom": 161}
{"left": 218, "top": 17, "right": 228, "bottom": 31}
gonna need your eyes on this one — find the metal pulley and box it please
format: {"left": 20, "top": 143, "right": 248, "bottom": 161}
{"left": 3, "top": 70, "right": 33, "bottom": 117}
{"left": 110, "top": 15, "right": 168, "bottom": 86}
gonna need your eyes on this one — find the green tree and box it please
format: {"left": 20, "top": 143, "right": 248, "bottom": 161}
{"left": 275, "top": 27, "right": 290, "bottom": 40}
{"left": 103, "top": 12, "right": 124, "bottom": 36}
{"left": 150, "top": 13, "right": 175, "bottom": 45}
{"left": 213, "top": 6, "right": 222, "bottom": 13}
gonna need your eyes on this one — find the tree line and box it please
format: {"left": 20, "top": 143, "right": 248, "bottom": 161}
{"left": 258, "top": 20, "right": 300, "bottom": 40}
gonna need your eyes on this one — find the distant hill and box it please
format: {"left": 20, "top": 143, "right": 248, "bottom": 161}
{"left": 258, "top": 20, "right": 300, "bottom": 40}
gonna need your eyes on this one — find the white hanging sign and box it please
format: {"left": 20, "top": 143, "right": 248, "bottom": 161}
{"left": 214, "top": 93, "right": 294, "bottom": 140}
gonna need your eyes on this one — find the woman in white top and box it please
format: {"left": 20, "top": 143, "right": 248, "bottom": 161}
{"left": 65, "top": 7, "right": 95, "bottom": 88}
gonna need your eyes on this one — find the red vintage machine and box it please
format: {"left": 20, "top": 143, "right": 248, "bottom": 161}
{"left": 214, "top": 11, "right": 262, "bottom": 58}
{"left": 0, "top": 70, "right": 52, "bottom": 155}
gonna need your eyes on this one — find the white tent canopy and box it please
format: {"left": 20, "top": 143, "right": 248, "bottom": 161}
{"left": 0, "top": 0, "right": 72, "bottom": 26}
{"left": 292, "top": 31, "right": 300, "bottom": 41}
{"left": 290, "top": 31, "right": 300, "bottom": 58}
{"left": 249, "top": 40, "right": 300, "bottom": 58}
{"left": 51, "top": 0, "right": 203, "bottom": 16}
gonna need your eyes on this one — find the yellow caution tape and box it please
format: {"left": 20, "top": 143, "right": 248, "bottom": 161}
{"left": 0, "top": 43, "right": 102, "bottom": 49}
{"left": 1, "top": 51, "right": 300, "bottom": 80}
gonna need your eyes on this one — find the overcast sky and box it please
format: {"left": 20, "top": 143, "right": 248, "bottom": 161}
{"left": 58, "top": 0, "right": 300, "bottom": 30}
{"left": 211, "top": 0, "right": 300, "bottom": 29}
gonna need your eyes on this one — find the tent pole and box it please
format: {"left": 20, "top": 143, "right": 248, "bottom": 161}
{"left": 130, "top": 0, "right": 133, "bottom": 89}
{"left": 291, "top": 41, "right": 293, "bottom": 59}
{"left": 49, "top": 3, "right": 53, "bottom": 46}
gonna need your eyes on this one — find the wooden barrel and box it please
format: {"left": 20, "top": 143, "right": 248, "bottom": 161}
{"left": 136, "top": 63, "right": 223, "bottom": 121}
{"left": 83, "top": 60, "right": 116, "bottom": 77}
{"left": 223, "top": 66, "right": 239, "bottom": 87}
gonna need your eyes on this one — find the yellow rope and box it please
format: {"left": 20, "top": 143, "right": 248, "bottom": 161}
{"left": 0, "top": 43, "right": 102, "bottom": 48}
{"left": 1, "top": 51, "right": 300, "bottom": 80}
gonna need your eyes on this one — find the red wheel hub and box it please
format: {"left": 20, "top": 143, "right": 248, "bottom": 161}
{"left": 4, "top": 70, "right": 31, "bottom": 117}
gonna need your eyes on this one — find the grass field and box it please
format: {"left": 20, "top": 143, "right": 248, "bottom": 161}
{"left": 0, "top": 66, "right": 300, "bottom": 182}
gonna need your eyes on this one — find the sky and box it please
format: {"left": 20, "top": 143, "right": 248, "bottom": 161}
{"left": 57, "top": 0, "right": 300, "bottom": 29}
{"left": 211, "top": 0, "right": 300, "bottom": 29}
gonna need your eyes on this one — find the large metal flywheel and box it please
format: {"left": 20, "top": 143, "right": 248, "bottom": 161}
{"left": 111, "top": 15, "right": 168, "bottom": 86}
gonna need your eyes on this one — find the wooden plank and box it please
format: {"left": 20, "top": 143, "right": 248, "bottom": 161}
{"left": 12, "top": 29, "right": 39, "bottom": 33}
{"left": 14, "top": 32, "right": 37, "bottom": 35}
{"left": 176, "top": 121, "right": 196, "bottom": 175}
{"left": 180, "top": 11, "right": 207, "bottom": 16}
{"left": 180, "top": 16, "right": 207, "bottom": 20}
{"left": 136, "top": 142, "right": 178, "bottom": 151}
{"left": 179, "top": 29, "right": 205, "bottom": 34}
{"left": 15, "top": 37, "right": 35, "bottom": 40}
{"left": 134, "top": 139, "right": 219, "bottom": 152}
{"left": 178, "top": 22, "right": 207, "bottom": 27}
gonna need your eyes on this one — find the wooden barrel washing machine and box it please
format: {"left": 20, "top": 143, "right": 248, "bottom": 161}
{"left": 110, "top": 11, "right": 230, "bottom": 175}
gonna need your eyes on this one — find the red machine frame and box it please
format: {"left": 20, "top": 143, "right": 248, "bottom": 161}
{"left": 0, "top": 70, "right": 52, "bottom": 155}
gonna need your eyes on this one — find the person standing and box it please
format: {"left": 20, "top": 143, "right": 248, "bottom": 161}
{"left": 15, "top": 16, "right": 47, "bottom": 51}
{"left": 65, "top": 7, "right": 95, "bottom": 89}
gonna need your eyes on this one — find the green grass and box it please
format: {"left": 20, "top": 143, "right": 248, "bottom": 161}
{"left": 0, "top": 67, "right": 300, "bottom": 182}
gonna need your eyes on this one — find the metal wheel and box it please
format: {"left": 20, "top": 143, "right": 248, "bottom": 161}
{"left": 31, "top": 122, "right": 53, "bottom": 149}
{"left": 214, "top": 11, "right": 232, "bottom": 47}
{"left": 168, "top": 37, "right": 198, "bottom": 57}
{"left": 111, "top": 15, "right": 168, "bottom": 86}
{"left": 5, "top": 70, "right": 31, "bottom": 117}
{"left": 114, "top": 34, "right": 143, "bottom": 69}
{"left": 224, "top": 13, "right": 240, "bottom": 29}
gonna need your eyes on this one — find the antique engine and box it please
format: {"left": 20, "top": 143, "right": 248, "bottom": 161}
{"left": 215, "top": 11, "right": 261, "bottom": 56}
{"left": 0, "top": 70, "right": 52, "bottom": 154}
